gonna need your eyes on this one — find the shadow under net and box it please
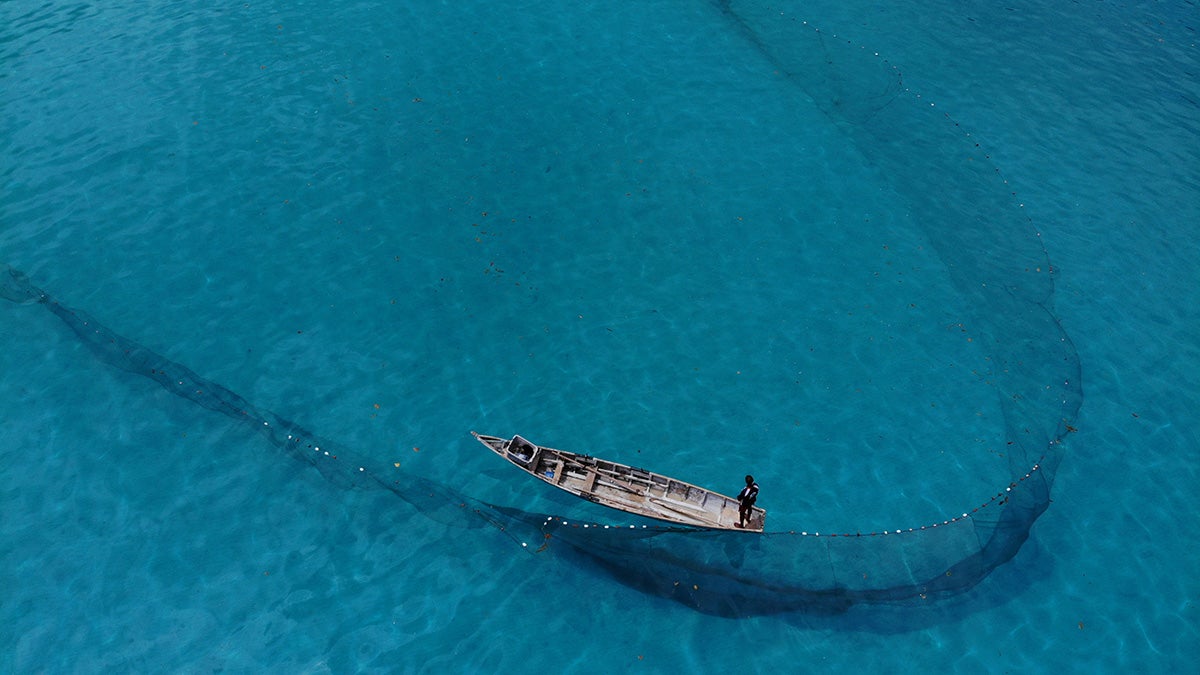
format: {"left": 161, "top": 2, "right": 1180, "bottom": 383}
{"left": 0, "top": 4, "right": 1082, "bottom": 618}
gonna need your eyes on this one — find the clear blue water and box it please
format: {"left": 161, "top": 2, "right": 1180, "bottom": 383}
{"left": 2, "top": 0, "right": 1196, "bottom": 672}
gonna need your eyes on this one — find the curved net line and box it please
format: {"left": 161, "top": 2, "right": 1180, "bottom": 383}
{"left": 525, "top": 4, "right": 1083, "bottom": 614}
{"left": 0, "top": 266, "right": 547, "bottom": 550}
{"left": 0, "top": 5, "right": 1082, "bottom": 617}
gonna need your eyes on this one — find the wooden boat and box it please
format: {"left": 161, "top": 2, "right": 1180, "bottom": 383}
{"left": 472, "top": 432, "right": 766, "bottom": 531}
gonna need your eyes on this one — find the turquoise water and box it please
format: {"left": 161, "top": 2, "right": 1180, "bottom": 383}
{"left": 2, "top": 0, "right": 1196, "bottom": 672}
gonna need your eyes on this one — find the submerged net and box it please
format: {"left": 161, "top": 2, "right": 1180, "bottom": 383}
{"left": 0, "top": 264, "right": 548, "bottom": 548}
{"left": 535, "top": 2, "right": 1083, "bottom": 615}
{"left": 1, "top": 2, "right": 1081, "bottom": 617}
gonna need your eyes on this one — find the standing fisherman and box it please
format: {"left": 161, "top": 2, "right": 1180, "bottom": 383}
{"left": 736, "top": 475, "right": 759, "bottom": 529}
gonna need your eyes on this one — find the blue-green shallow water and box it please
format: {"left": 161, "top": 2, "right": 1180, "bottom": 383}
{"left": 1, "top": 0, "right": 1195, "bottom": 672}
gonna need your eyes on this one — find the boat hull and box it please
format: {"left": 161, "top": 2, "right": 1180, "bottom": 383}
{"left": 472, "top": 432, "right": 766, "bottom": 531}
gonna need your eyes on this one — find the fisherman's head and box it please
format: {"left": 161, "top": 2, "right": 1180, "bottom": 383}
{"left": 745, "top": 474, "right": 754, "bottom": 485}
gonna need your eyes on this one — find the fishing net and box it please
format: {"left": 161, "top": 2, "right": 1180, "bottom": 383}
{"left": 0, "top": 1, "right": 1081, "bottom": 617}
{"left": 531, "top": 2, "right": 1082, "bottom": 614}
{"left": 1, "top": 265, "right": 547, "bottom": 547}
